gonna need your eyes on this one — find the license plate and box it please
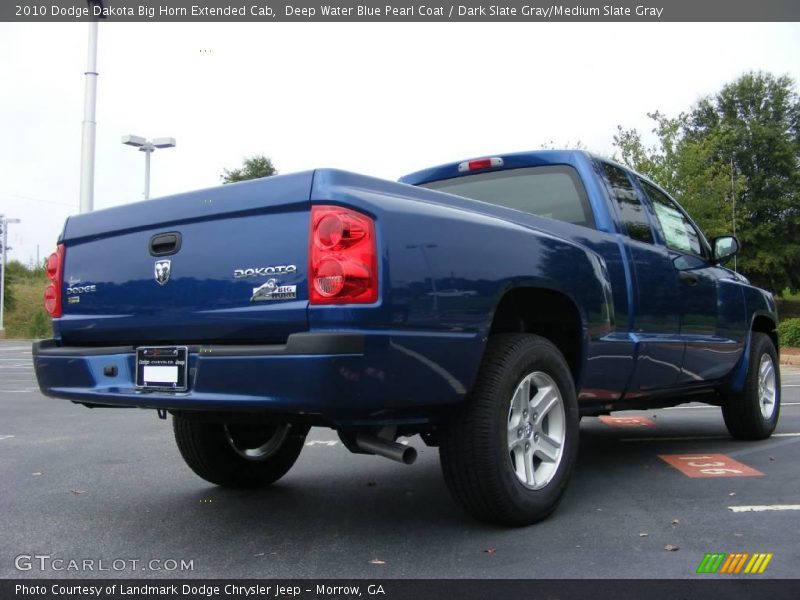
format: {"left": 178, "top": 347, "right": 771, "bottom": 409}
{"left": 135, "top": 346, "right": 188, "bottom": 391}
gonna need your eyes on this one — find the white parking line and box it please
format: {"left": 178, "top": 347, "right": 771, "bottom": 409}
{"left": 620, "top": 432, "right": 800, "bottom": 442}
{"left": 665, "top": 402, "right": 800, "bottom": 410}
{"left": 728, "top": 505, "right": 800, "bottom": 513}
{"left": 0, "top": 435, "right": 15, "bottom": 441}
{"left": 621, "top": 435, "right": 728, "bottom": 442}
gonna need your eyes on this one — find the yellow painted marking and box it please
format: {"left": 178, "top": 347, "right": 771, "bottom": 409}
{"left": 758, "top": 554, "right": 773, "bottom": 573}
{"left": 744, "top": 554, "right": 760, "bottom": 573}
{"left": 750, "top": 554, "right": 766, "bottom": 573}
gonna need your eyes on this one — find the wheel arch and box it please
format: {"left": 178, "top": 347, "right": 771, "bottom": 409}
{"left": 751, "top": 313, "right": 778, "bottom": 354}
{"left": 487, "top": 286, "right": 585, "bottom": 387}
{"left": 728, "top": 312, "right": 779, "bottom": 394}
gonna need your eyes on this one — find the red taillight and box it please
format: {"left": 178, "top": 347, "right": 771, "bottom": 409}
{"left": 309, "top": 206, "right": 377, "bottom": 304}
{"left": 457, "top": 157, "right": 504, "bottom": 172}
{"left": 46, "top": 252, "right": 59, "bottom": 280}
{"left": 468, "top": 159, "right": 493, "bottom": 170}
{"left": 43, "top": 244, "right": 65, "bottom": 318}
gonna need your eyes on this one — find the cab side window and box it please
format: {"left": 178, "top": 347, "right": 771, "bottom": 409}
{"left": 638, "top": 179, "right": 706, "bottom": 258}
{"left": 599, "top": 162, "right": 654, "bottom": 244}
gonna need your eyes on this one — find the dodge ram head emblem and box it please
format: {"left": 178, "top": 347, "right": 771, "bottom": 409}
{"left": 154, "top": 260, "right": 171, "bottom": 286}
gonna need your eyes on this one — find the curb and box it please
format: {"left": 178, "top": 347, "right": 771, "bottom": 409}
{"left": 780, "top": 347, "right": 799, "bottom": 368}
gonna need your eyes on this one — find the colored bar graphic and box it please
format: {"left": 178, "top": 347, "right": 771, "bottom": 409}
{"left": 720, "top": 553, "right": 749, "bottom": 573}
{"left": 697, "top": 553, "right": 773, "bottom": 574}
{"left": 720, "top": 553, "right": 737, "bottom": 573}
{"left": 744, "top": 553, "right": 774, "bottom": 574}
{"left": 733, "top": 553, "right": 750, "bottom": 573}
{"left": 697, "top": 553, "right": 726, "bottom": 573}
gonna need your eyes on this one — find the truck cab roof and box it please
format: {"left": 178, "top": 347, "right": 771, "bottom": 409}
{"left": 398, "top": 150, "right": 592, "bottom": 186}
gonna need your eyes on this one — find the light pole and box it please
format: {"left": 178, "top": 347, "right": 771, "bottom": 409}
{"left": 122, "top": 135, "right": 176, "bottom": 199}
{"left": 79, "top": 1, "right": 105, "bottom": 214}
{"left": 730, "top": 157, "right": 737, "bottom": 273}
{"left": 0, "top": 216, "right": 22, "bottom": 335}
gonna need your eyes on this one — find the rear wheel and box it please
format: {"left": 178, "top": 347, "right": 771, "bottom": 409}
{"left": 722, "top": 332, "right": 780, "bottom": 440}
{"left": 173, "top": 417, "right": 308, "bottom": 488}
{"left": 439, "top": 334, "right": 580, "bottom": 525}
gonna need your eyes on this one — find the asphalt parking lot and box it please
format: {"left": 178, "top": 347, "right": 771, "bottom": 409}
{"left": 1, "top": 339, "right": 799, "bottom": 579}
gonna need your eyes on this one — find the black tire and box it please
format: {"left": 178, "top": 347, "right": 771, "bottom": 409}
{"left": 722, "top": 332, "right": 781, "bottom": 440}
{"left": 439, "top": 334, "right": 580, "bottom": 526}
{"left": 173, "top": 417, "right": 308, "bottom": 488}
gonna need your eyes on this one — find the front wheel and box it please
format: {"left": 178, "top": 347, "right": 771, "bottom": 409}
{"left": 722, "top": 332, "right": 781, "bottom": 440}
{"left": 439, "top": 334, "right": 580, "bottom": 525}
{"left": 173, "top": 417, "right": 308, "bottom": 488}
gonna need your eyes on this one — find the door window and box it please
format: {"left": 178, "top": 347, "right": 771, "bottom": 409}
{"left": 639, "top": 179, "right": 707, "bottom": 258}
{"left": 599, "top": 162, "right": 654, "bottom": 244}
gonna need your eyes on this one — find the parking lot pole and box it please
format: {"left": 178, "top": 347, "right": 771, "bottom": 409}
{"left": 0, "top": 216, "right": 21, "bottom": 335}
{"left": 0, "top": 216, "right": 6, "bottom": 334}
{"left": 79, "top": 16, "right": 99, "bottom": 214}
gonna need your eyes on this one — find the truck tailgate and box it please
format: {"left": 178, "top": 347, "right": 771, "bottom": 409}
{"left": 56, "top": 172, "right": 314, "bottom": 346}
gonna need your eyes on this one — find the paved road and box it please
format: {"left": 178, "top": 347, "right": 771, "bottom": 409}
{"left": 1, "top": 340, "right": 799, "bottom": 579}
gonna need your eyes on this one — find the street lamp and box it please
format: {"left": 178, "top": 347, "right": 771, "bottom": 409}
{"left": 0, "top": 216, "right": 22, "bottom": 335}
{"left": 122, "top": 135, "right": 176, "bottom": 200}
{"left": 79, "top": 1, "right": 106, "bottom": 214}
{"left": 730, "top": 157, "right": 738, "bottom": 273}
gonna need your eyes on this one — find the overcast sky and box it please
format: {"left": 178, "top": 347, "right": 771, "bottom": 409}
{"left": 1, "top": 22, "right": 799, "bottom": 266}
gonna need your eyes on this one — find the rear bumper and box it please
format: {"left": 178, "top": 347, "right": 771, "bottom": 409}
{"left": 33, "top": 332, "right": 481, "bottom": 423}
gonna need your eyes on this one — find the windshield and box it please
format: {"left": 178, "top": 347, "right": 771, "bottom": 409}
{"left": 421, "top": 165, "right": 594, "bottom": 228}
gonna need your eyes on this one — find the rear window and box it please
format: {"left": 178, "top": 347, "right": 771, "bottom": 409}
{"left": 420, "top": 166, "right": 595, "bottom": 228}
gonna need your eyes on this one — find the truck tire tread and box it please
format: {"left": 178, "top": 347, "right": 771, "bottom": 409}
{"left": 173, "top": 417, "right": 306, "bottom": 488}
{"left": 440, "top": 333, "right": 579, "bottom": 525}
{"left": 722, "top": 332, "right": 780, "bottom": 440}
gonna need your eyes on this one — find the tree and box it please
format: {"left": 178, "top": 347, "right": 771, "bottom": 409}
{"left": 221, "top": 155, "right": 278, "bottom": 183}
{"left": 614, "top": 72, "right": 800, "bottom": 293}
{"left": 2, "top": 268, "right": 16, "bottom": 312}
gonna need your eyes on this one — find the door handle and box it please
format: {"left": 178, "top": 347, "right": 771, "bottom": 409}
{"left": 149, "top": 232, "right": 182, "bottom": 256}
{"left": 678, "top": 271, "right": 698, "bottom": 286}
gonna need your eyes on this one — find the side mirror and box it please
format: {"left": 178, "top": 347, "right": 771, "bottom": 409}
{"left": 712, "top": 236, "right": 739, "bottom": 264}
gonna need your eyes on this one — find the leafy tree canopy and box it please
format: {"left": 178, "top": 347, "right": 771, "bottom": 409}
{"left": 614, "top": 71, "right": 800, "bottom": 293}
{"left": 221, "top": 155, "right": 278, "bottom": 184}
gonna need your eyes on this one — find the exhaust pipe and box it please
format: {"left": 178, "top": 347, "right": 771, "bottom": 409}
{"left": 356, "top": 434, "right": 417, "bottom": 465}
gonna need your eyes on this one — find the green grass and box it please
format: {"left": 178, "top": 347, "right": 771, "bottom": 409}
{"left": 3, "top": 275, "right": 52, "bottom": 339}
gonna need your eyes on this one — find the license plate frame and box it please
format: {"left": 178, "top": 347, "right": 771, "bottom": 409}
{"left": 135, "top": 346, "right": 188, "bottom": 392}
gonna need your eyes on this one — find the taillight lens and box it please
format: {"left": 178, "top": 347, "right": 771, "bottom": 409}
{"left": 309, "top": 206, "right": 377, "bottom": 304}
{"left": 457, "top": 157, "right": 504, "bottom": 172}
{"left": 43, "top": 244, "right": 65, "bottom": 318}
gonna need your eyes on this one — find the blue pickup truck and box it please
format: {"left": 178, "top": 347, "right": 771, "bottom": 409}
{"left": 33, "top": 150, "right": 780, "bottom": 525}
